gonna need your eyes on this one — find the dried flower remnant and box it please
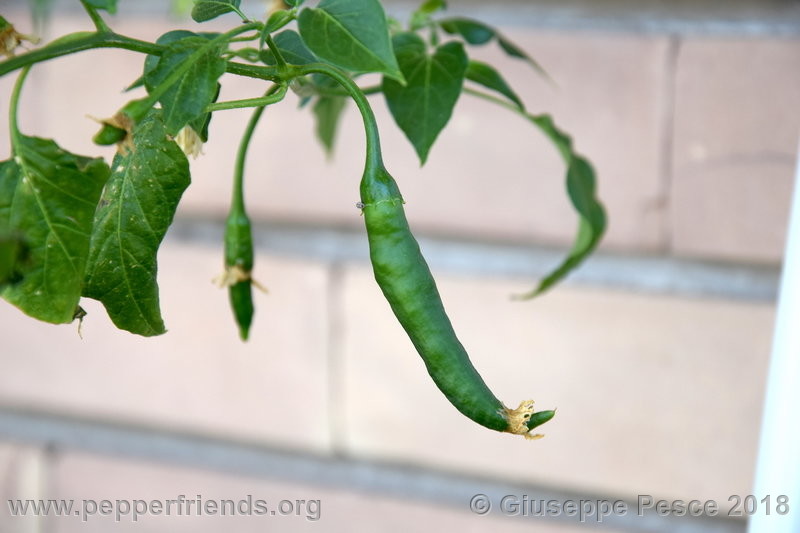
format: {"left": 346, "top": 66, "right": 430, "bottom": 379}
{"left": 1, "top": 17, "right": 39, "bottom": 58}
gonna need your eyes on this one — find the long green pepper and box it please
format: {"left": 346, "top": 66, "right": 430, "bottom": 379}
{"left": 359, "top": 165, "right": 554, "bottom": 438}
{"left": 292, "top": 62, "right": 555, "bottom": 438}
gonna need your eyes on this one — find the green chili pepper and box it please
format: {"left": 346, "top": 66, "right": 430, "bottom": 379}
{"left": 218, "top": 89, "right": 282, "bottom": 341}
{"left": 292, "top": 63, "right": 552, "bottom": 437}
{"left": 359, "top": 165, "right": 555, "bottom": 438}
{"left": 224, "top": 210, "right": 255, "bottom": 341}
{"left": 92, "top": 98, "right": 153, "bottom": 147}
{"left": 92, "top": 123, "right": 127, "bottom": 146}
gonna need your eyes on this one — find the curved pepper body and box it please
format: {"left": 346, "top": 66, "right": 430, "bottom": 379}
{"left": 360, "top": 166, "right": 511, "bottom": 431}
{"left": 360, "top": 165, "right": 555, "bottom": 436}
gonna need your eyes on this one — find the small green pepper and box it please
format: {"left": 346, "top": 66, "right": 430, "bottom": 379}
{"left": 216, "top": 96, "right": 274, "bottom": 341}
{"left": 223, "top": 211, "right": 255, "bottom": 341}
{"left": 92, "top": 123, "right": 127, "bottom": 146}
{"left": 92, "top": 98, "right": 154, "bottom": 148}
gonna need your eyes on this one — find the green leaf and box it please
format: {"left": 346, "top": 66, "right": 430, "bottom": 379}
{"left": 144, "top": 36, "right": 227, "bottom": 136}
{"left": 382, "top": 32, "right": 467, "bottom": 164}
{"left": 188, "top": 82, "right": 220, "bottom": 142}
{"left": 497, "top": 36, "right": 550, "bottom": 81}
{"left": 138, "top": 32, "right": 221, "bottom": 142}
{"left": 260, "top": 30, "right": 319, "bottom": 65}
{"left": 465, "top": 60, "right": 523, "bottom": 110}
{"left": 0, "top": 233, "right": 27, "bottom": 287}
{"left": 264, "top": 8, "right": 295, "bottom": 33}
{"left": 439, "top": 17, "right": 549, "bottom": 79}
{"left": 0, "top": 137, "right": 110, "bottom": 323}
{"left": 516, "top": 114, "right": 606, "bottom": 299}
{"left": 83, "top": 0, "right": 117, "bottom": 14}
{"left": 127, "top": 30, "right": 218, "bottom": 92}
{"left": 312, "top": 95, "right": 347, "bottom": 155}
{"left": 191, "top": 0, "right": 242, "bottom": 22}
{"left": 298, "top": 0, "right": 403, "bottom": 82}
{"left": 410, "top": 0, "right": 447, "bottom": 31}
{"left": 438, "top": 17, "right": 493, "bottom": 44}
{"left": 83, "top": 110, "right": 191, "bottom": 336}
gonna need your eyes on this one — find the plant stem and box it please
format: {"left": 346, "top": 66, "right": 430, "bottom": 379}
{"left": 231, "top": 85, "right": 280, "bottom": 213}
{"left": 264, "top": 34, "right": 287, "bottom": 72}
{"left": 226, "top": 61, "right": 281, "bottom": 82}
{"left": 464, "top": 87, "right": 572, "bottom": 161}
{"left": 311, "top": 84, "right": 382, "bottom": 98}
{"left": 228, "top": 4, "right": 251, "bottom": 22}
{"left": 80, "top": 1, "right": 111, "bottom": 33}
{"left": 292, "top": 63, "right": 383, "bottom": 172}
{"left": 0, "top": 32, "right": 161, "bottom": 78}
{"left": 0, "top": 26, "right": 278, "bottom": 81}
{"left": 206, "top": 84, "right": 288, "bottom": 113}
{"left": 463, "top": 86, "right": 520, "bottom": 114}
{"left": 8, "top": 67, "right": 31, "bottom": 153}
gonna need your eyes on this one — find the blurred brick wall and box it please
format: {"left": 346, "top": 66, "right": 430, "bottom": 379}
{"left": 1, "top": 1, "right": 798, "bottom": 531}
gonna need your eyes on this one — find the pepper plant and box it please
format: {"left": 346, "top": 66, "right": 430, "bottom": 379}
{"left": 0, "top": 0, "right": 606, "bottom": 438}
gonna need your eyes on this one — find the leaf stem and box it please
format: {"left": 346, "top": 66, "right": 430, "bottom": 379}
{"left": 291, "top": 63, "right": 383, "bottom": 172}
{"left": 228, "top": 4, "right": 251, "bottom": 23}
{"left": 463, "top": 86, "right": 517, "bottom": 114}
{"left": 8, "top": 66, "right": 31, "bottom": 153}
{"left": 206, "top": 83, "right": 288, "bottom": 112}
{"left": 264, "top": 34, "right": 287, "bottom": 72}
{"left": 80, "top": 1, "right": 112, "bottom": 33}
{"left": 464, "top": 87, "right": 571, "bottom": 161}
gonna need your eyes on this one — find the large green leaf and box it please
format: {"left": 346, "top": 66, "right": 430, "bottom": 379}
{"left": 83, "top": 0, "right": 117, "bottom": 14}
{"left": 382, "top": 32, "right": 467, "bottom": 164}
{"left": 516, "top": 114, "right": 606, "bottom": 299}
{"left": 191, "top": 0, "right": 241, "bottom": 22}
{"left": 83, "top": 110, "right": 190, "bottom": 336}
{"left": 297, "top": 0, "right": 403, "bottom": 82}
{"left": 144, "top": 36, "right": 227, "bottom": 136}
{"left": 0, "top": 137, "right": 109, "bottom": 323}
{"left": 465, "top": 59, "right": 523, "bottom": 110}
{"left": 312, "top": 95, "right": 347, "bottom": 155}
{"left": 439, "top": 17, "right": 548, "bottom": 79}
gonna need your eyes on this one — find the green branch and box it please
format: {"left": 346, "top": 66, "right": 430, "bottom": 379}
{"left": 0, "top": 25, "right": 279, "bottom": 81}
{"left": 230, "top": 85, "right": 281, "bottom": 213}
{"left": 264, "top": 34, "right": 287, "bottom": 72}
{"left": 291, "top": 63, "right": 383, "bottom": 172}
{"left": 207, "top": 84, "right": 288, "bottom": 112}
{"left": 80, "top": 1, "right": 112, "bottom": 33}
{"left": 0, "top": 32, "right": 160, "bottom": 78}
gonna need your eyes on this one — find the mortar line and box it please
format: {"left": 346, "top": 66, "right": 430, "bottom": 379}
{"left": 0, "top": 405, "right": 746, "bottom": 533}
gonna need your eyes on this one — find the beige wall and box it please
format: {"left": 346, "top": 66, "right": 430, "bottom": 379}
{"left": 1, "top": 2, "right": 798, "bottom": 531}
